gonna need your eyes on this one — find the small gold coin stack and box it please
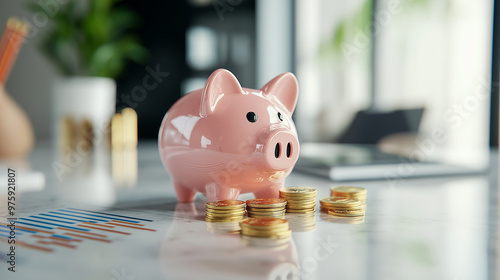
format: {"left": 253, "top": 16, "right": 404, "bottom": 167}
{"left": 279, "top": 187, "right": 317, "bottom": 214}
{"left": 321, "top": 186, "right": 367, "bottom": 221}
{"left": 240, "top": 217, "right": 291, "bottom": 246}
{"left": 320, "top": 197, "right": 365, "bottom": 217}
{"left": 205, "top": 200, "right": 246, "bottom": 223}
{"left": 331, "top": 186, "right": 367, "bottom": 204}
{"left": 246, "top": 198, "right": 287, "bottom": 219}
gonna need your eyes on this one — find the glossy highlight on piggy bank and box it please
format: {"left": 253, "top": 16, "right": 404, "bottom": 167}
{"left": 159, "top": 69, "right": 300, "bottom": 202}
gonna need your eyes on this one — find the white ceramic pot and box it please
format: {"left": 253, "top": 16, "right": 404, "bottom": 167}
{"left": 52, "top": 77, "right": 116, "bottom": 150}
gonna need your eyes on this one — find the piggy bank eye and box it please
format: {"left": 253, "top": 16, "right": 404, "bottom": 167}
{"left": 246, "top": 112, "right": 257, "bottom": 123}
{"left": 278, "top": 112, "right": 284, "bottom": 121}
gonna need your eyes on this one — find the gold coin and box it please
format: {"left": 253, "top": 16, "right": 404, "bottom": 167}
{"left": 206, "top": 209, "right": 246, "bottom": 214}
{"left": 286, "top": 203, "right": 316, "bottom": 209}
{"left": 247, "top": 213, "right": 285, "bottom": 218}
{"left": 286, "top": 197, "right": 316, "bottom": 205}
{"left": 286, "top": 208, "right": 315, "bottom": 213}
{"left": 246, "top": 214, "right": 285, "bottom": 218}
{"left": 320, "top": 197, "right": 361, "bottom": 207}
{"left": 241, "top": 226, "right": 291, "bottom": 235}
{"left": 320, "top": 206, "right": 364, "bottom": 213}
{"left": 286, "top": 199, "right": 316, "bottom": 204}
{"left": 241, "top": 228, "right": 292, "bottom": 238}
{"left": 327, "top": 208, "right": 365, "bottom": 217}
{"left": 280, "top": 195, "right": 317, "bottom": 200}
{"left": 247, "top": 214, "right": 285, "bottom": 219}
{"left": 206, "top": 200, "right": 246, "bottom": 209}
{"left": 246, "top": 207, "right": 285, "bottom": 212}
{"left": 331, "top": 186, "right": 366, "bottom": 198}
{"left": 329, "top": 208, "right": 364, "bottom": 214}
{"left": 205, "top": 213, "right": 246, "bottom": 218}
{"left": 285, "top": 200, "right": 316, "bottom": 205}
{"left": 246, "top": 198, "right": 287, "bottom": 208}
{"left": 247, "top": 209, "right": 286, "bottom": 215}
{"left": 246, "top": 208, "right": 285, "bottom": 213}
{"left": 245, "top": 213, "right": 284, "bottom": 218}
{"left": 282, "top": 197, "right": 316, "bottom": 203}
{"left": 279, "top": 187, "right": 317, "bottom": 196}
{"left": 205, "top": 214, "right": 245, "bottom": 219}
{"left": 240, "top": 217, "right": 289, "bottom": 230}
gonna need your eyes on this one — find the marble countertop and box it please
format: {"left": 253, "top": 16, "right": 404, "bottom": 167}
{"left": 0, "top": 141, "right": 498, "bottom": 280}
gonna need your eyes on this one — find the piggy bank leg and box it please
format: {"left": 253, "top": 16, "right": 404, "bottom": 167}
{"left": 253, "top": 183, "right": 284, "bottom": 199}
{"left": 205, "top": 183, "right": 241, "bottom": 201}
{"left": 173, "top": 181, "right": 197, "bottom": 202}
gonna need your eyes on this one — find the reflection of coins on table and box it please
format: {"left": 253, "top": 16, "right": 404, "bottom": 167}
{"left": 330, "top": 186, "right": 367, "bottom": 202}
{"left": 206, "top": 221, "right": 241, "bottom": 233}
{"left": 320, "top": 212, "right": 365, "bottom": 224}
{"left": 205, "top": 200, "right": 246, "bottom": 223}
{"left": 246, "top": 198, "right": 286, "bottom": 219}
{"left": 286, "top": 213, "right": 316, "bottom": 232}
{"left": 240, "top": 235, "right": 290, "bottom": 247}
{"left": 279, "top": 187, "right": 317, "bottom": 214}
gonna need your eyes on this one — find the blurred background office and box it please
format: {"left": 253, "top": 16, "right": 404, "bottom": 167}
{"left": 0, "top": 0, "right": 495, "bottom": 155}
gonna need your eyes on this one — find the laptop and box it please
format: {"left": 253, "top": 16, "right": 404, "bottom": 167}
{"left": 293, "top": 143, "right": 489, "bottom": 182}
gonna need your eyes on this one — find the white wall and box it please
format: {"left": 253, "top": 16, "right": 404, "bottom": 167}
{"left": 0, "top": 0, "right": 59, "bottom": 140}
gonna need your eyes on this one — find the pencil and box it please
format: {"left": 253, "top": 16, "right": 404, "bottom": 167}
{"left": 0, "top": 17, "right": 29, "bottom": 84}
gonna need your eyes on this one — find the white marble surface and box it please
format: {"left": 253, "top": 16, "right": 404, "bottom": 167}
{"left": 0, "top": 141, "right": 498, "bottom": 280}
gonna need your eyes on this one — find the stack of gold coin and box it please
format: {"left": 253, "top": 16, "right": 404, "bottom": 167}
{"left": 205, "top": 200, "right": 246, "bottom": 223}
{"left": 330, "top": 186, "right": 367, "bottom": 203}
{"left": 320, "top": 197, "right": 365, "bottom": 217}
{"left": 279, "top": 187, "right": 317, "bottom": 213}
{"left": 246, "top": 198, "right": 287, "bottom": 218}
{"left": 239, "top": 217, "right": 291, "bottom": 242}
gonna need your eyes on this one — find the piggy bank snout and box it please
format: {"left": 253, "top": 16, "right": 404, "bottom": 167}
{"left": 263, "top": 131, "right": 299, "bottom": 170}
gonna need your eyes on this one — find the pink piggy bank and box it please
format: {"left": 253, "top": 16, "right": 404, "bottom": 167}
{"left": 158, "top": 69, "right": 300, "bottom": 202}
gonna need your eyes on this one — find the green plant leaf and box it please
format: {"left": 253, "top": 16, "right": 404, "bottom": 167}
{"left": 89, "top": 36, "right": 148, "bottom": 77}
{"left": 109, "top": 7, "right": 140, "bottom": 39}
{"left": 333, "top": 22, "right": 346, "bottom": 53}
{"left": 26, "top": 0, "right": 149, "bottom": 78}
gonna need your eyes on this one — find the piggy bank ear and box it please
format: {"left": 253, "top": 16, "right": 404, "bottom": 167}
{"left": 200, "top": 69, "right": 243, "bottom": 117}
{"left": 261, "top": 73, "right": 299, "bottom": 114}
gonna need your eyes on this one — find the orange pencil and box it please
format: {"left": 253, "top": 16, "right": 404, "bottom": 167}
{"left": 0, "top": 17, "right": 29, "bottom": 84}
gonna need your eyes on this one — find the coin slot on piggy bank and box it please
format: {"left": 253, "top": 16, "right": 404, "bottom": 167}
{"left": 158, "top": 69, "right": 300, "bottom": 202}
